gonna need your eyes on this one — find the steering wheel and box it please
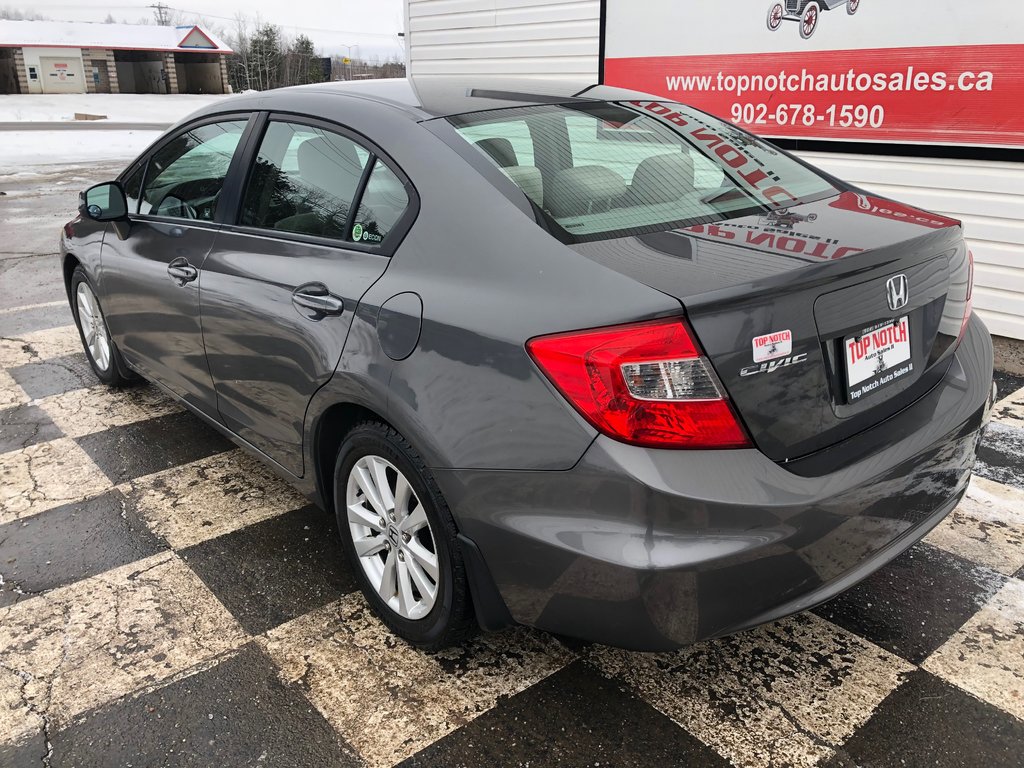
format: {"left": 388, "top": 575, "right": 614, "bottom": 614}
{"left": 155, "top": 195, "right": 197, "bottom": 219}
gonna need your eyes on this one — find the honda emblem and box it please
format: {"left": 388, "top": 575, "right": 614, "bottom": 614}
{"left": 886, "top": 274, "right": 909, "bottom": 312}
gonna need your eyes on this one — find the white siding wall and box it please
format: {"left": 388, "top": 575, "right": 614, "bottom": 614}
{"left": 799, "top": 152, "right": 1024, "bottom": 340}
{"left": 404, "top": 0, "right": 1024, "bottom": 340}
{"left": 21, "top": 46, "right": 85, "bottom": 94}
{"left": 406, "top": 0, "right": 600, "bottom": 83}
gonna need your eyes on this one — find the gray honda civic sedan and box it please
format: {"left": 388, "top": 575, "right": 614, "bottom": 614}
{"left": 61, "top": 78, "right": 995, "bottom": 651}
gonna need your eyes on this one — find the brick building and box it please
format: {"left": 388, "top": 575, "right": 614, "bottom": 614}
{"left": 0, "top": 20, "right": 232, "bottom": 95}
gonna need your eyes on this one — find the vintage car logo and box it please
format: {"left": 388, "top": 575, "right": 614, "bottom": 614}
{"left": 766, "top": 0, "right": 861, "bottom": 40}
{"left": 886, "top": 274, "right": 909, "bottom": 312}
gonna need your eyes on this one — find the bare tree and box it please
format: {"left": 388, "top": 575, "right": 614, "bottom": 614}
{"left": 0, "top": 6, "right": 49, "bottom": 20}
{"left": 227, "top": 13, "right": 255, "bottom": 92}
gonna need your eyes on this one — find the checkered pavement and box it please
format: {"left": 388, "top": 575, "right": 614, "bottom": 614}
{"left": 2, "top": 306, "right": 1023, "bottom": 768}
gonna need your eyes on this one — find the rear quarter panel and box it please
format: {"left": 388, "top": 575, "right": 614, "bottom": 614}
{"left": 302, "top": 99, "right": 682, "bottom": 472}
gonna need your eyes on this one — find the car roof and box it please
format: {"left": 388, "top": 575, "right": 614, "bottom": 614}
{"left": 212, "top": 77, "right": 663, "bottom": 121}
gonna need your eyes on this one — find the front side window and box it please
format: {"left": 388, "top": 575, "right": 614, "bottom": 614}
{"left": 240, "top": 121, "right": 370, "bottom": 240}
{"left": 140, "top": 119, "right": 248, "bottom": 220}
{"left": 449, "top": 101, "right": 837, "bottom": 243}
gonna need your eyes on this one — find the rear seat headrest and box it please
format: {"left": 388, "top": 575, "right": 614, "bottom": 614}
{"left": 474, "top": 137, "right": 518, "bottom": 168}
{"left": 547, "top": 166, "right": 627, "bottom": 218}
{"left": 629, "top": 153, "right": 695, "bottom": 205}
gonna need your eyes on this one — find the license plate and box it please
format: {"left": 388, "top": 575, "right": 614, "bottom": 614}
{"left": 844, "top": 317, "right": 913, "bottom": 402}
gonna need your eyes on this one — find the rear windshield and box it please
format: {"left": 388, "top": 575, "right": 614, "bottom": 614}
{"left": 447, "top": 100, "right": 838, "bottom": 243}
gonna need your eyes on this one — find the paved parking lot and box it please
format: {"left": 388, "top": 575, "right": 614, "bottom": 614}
{"left": 2, "top": 165, "right": 1024, "bottom": 767}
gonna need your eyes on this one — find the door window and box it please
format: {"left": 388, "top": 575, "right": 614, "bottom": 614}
{"left": 240, "top": 121, "right": 371, "bottom": 240}
{"left": 139, "top": 119, "right": 248, "bottom": 220}
{"left": 348, "top": 160, "right": 410, "bottom": 245}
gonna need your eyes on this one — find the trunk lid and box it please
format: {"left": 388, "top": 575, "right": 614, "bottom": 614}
{"left": 571, "top": 191, "right": 972, "bottom": 461}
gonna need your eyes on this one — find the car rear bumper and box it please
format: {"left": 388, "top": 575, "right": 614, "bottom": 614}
{"left": 437, "top": 315, "right": 995, "bottom": 650}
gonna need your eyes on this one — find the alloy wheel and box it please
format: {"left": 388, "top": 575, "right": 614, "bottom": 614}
{"left": 76, "top": 281, "right": 111, "bottom": 372}
{"left": 346, "top": 454, "right": 440, "bottom": 620}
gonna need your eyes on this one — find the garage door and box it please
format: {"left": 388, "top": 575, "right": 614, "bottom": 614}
{"left": 39, "top": 56, "right": 85, "bottom": 94}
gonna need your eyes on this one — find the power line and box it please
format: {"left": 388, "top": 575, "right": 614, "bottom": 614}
{"left": 166, "top": 5, "right": 402, "bottom": 38}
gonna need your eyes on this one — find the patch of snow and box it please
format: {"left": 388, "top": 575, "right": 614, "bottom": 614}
{"left": 0, "top": 130, "right": 161, "bottom": 167}
{"left": 0, "top": 93, "right": 232, "bottom": 124}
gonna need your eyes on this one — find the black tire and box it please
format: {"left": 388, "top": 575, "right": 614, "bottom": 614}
{"left": 70, "top": 266, "right": 138, "bottom": 387}
{"left": 334, "top": 421, "right": 475, "bottom": 650}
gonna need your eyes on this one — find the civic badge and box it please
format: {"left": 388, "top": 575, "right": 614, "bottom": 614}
{"left": 886, "top": 274, "right": 909, "bottom": 312}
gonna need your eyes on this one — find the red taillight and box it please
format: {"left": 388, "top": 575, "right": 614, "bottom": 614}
{"left": 958, "top": 249, "right": 975, "bottom": 342}
{"left": 526, "top": 318, "right": 750, "bottom": 449}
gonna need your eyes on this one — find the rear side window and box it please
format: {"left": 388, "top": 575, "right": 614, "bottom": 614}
{"left": 348, "top": 160, "right": 410, "bottom": 245}
{"left": 240, "top": 121, "right": 370, "bottom": 240}
{"left": 448, "top": 102, "right": 837, "bottom": 243}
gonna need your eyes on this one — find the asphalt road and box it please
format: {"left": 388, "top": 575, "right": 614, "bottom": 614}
{"left": 1, "top": 163, "right": 1023, "bottom": 768}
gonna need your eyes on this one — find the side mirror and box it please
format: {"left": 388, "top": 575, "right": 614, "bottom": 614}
{"left": 79, "top": 182, "right": 128, "bottom": 222}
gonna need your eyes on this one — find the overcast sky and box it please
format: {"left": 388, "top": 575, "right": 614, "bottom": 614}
{"left": 14, "top": 1, "right": 406, "bottom": 59}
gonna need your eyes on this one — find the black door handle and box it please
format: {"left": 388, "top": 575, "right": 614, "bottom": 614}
{"left": 292, "top": 283, "right": 344, "bottom": 317}
{"left": 167, "top": 257, "right": 198, "bottom": 285}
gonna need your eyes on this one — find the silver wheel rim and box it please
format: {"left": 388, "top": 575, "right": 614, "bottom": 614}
{"left": 346, "top": 455, "right": 439, "bottom": 620}
{"left": 76, "top": 282, "right": 111, "bottom": 372}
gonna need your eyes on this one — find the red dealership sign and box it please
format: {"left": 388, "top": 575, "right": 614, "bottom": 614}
{"left": 603, "top": 1, "right": 1024, "bottom": 148}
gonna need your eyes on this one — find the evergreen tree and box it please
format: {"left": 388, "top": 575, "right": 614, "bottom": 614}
{"left": 248, "top": 23, "right": 283, "bottom": 90}
{"left": 286, "top": 35, "right": 324, "bottom": 86}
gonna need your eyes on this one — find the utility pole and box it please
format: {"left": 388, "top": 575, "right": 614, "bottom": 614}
{"left": 149, "top": 3, "right": 171, "bottom": 26}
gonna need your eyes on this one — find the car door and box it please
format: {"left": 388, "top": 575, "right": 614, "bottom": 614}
{"left": 101, "top": 114, "right": 253, "bottom": 414}
{"left": 200, "top": 114, "right": 416, "bottom": 476}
